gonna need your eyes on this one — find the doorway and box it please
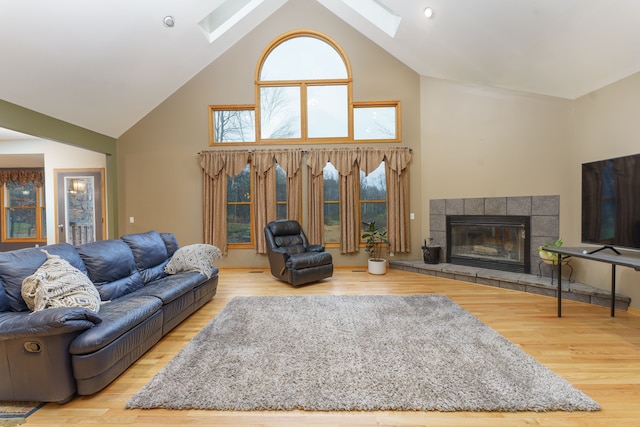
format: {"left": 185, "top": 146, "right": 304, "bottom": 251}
{"left": 55, "top": 169, "right": 106, "bottom": 244}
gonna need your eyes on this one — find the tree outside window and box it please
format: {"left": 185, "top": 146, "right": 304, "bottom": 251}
{"left": 276, "top": 164, "right": 287, "bottom": 220}
{"left": 323, "top": 163, "right": 340, "bottom": 243}
{"left": 227, "top": 164, "right": 252, "bottom": 244}
{"left": 360, "top": 162, "right": 387, "bottom": 239}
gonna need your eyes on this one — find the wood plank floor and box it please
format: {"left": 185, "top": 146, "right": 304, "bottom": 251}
{"left": 27, "top": 268, "right": 640, "bottom": 427}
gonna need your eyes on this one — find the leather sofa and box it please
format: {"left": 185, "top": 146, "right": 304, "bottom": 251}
{"left": 0, "top": 230, "right": 219, "bottom": 403}
{"left": 264, "top": 219, "right": 333, "bottom": 286}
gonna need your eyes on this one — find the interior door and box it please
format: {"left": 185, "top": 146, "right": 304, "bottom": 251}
{"left": 55, "top": 169, "right": 105, "bottom": 244}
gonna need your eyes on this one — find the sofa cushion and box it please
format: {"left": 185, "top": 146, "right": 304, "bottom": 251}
{"left": 133, "top": 272, "right": 207, "bottom": 304}
{"left": 43, "top": 242, "right": 88, "bottom": 275}
{"left": 69, "top": 295, "right": 161, "bottom": 355}
{"left": 121, "top": 231, "right": 169, "bottom": 283}
{"left": 22, "top": 252, "right": 101, "bottom": 313}
{"left": 0, "top": 278, "right": 10, "bottom": 312}
{"left": 286, "top": 251, "right": 333, "bottom": 270}
{"left": 75, "top": 240, "right": 143, "bottom": 301}
{"left": 164, "top": 244, "right": 221, "bottom": 279}
{"left": 160, "top": 233, "right": 179, "bottom": 257}
{"left": 0, "top": 247, "right": 48, "bottom": 312}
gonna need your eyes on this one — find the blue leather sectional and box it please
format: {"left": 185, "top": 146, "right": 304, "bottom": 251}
{"left": 0, "top": 230, "right": 218, "bottom": 403}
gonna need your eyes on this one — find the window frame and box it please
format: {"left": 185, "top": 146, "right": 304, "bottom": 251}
{"left": 208, "top": 29, "right": 402, "bottom": 146}
{"left": 226, "top": 162, "right": 254, "bottom": 249}
{"left": 1, "top": 181, "right": 47, "bottom": 243}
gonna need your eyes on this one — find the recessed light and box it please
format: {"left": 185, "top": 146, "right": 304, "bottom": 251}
{"left": 163, "top": 16, "right": 175, "bottom": 27}
{"left": 424, "top": 7, "right": 435, "bottom": 19}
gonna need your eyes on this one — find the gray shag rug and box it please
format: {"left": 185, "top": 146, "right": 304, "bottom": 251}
{"left": 126, "top": 294, "right": 600, "bottom": 412}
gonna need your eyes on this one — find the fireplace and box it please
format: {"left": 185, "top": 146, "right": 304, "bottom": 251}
{"left": 446, "top": 215, "right": 531, "bottom": 273}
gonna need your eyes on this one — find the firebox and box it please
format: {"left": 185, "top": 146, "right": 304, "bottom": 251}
{"left": 446, "top": 215, "right": 530, "bottom": 273}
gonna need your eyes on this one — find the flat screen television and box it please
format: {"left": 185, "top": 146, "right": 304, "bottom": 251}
{"left": 582, "top": 153, "right": 640, "bottom": 254}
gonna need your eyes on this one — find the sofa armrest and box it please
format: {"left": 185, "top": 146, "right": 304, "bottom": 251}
{"left": 306, "top": 245, "right": 325, "bottom": 252}
{"left": 0, "top": 307, "right": 101, "bottom": 341}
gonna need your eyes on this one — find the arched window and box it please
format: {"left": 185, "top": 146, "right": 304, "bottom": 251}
{"left": 209, "top": 30, "right": 400, "bottom": 145}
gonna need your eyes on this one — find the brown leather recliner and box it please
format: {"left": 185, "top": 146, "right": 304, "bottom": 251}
{"left": 264, "top": 220, "right": 333, "bottom": 287}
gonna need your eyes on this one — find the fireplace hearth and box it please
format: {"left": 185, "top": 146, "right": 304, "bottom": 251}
{"left": 446, "top": 215, "right": 530, "bottom": 273}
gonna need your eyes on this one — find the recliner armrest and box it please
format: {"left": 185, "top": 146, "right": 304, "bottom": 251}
{"left": 0, "top": 308, "right": 101, "bottom": 341}
{"left": 306, "top": 245, "right": 325, "bottom": 252}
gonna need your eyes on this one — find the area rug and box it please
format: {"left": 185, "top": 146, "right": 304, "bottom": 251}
{"left": 126, "top": 294, "right": 600, "bottom": 412}
{"left": 0, "top": 401, "right": 43, "bottom": 427}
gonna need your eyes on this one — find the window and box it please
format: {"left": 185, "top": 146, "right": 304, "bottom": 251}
{"left": 209, "top": 30, "right": 401, "bottom": 145}
{"left": 275, "top": 164, "right": 287, "bottom": 220}
{"left": 360, "top": 162, "right": 387, "bottom": 239}
{"left": 210, "top": 106, "right": 256, "bottom": 144}
{"left": 227, "top": 164, "right": 252, "bottom": 245}
{"left": 323, "top": 163, "right": 340, "bottom": 243}
{"left": 2, "top": 181, "right": 46, "bottom": 242}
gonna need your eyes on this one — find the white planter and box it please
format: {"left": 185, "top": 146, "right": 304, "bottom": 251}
{"left": 368, "top": 258, "right": 387, "bottom": 275}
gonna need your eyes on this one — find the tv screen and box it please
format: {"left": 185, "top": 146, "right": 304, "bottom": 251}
{"left": 582, "top": 153, "right": 640, "bottom": 250}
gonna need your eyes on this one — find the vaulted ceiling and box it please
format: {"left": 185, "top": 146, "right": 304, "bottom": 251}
{"left": 1, "top": 0, "right": 639, "bottom": 139}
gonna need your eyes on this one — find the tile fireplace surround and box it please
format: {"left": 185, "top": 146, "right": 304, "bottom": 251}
{"left": 428, "top": 195, "right": 559, "bottom": 276}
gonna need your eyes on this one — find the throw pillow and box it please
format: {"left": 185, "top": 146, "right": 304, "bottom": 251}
{"left": 21, "top": 250, "right": 101, "bottom": 313}
{"left": 164, "top": 244, "right": 221, "bottom": 279}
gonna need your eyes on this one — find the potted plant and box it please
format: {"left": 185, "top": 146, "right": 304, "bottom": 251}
{"left": 538, "top": 238, "right": 563, "bottom": 264}
{"left": 362, "top": 221, "right": 390, "bottom": 275}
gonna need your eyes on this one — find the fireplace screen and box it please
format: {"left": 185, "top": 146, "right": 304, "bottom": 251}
{"left": 446, "top": 215, "right": 530, "bottom": 273}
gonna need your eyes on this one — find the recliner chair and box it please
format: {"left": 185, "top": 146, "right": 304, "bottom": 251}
{"left": 264, "top": 220, "right": 333, "bottom": 286}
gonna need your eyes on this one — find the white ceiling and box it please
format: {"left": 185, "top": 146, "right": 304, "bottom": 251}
{"left": 1, "top": 0, "right": 640, "bottom": 139}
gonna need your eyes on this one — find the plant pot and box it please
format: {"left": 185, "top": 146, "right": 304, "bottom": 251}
{"left": 368, "top": 258, "right": 387, "bottom": 275}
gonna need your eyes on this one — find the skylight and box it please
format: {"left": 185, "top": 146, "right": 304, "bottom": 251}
{"left": 198, "top": 0, "right": 265, "bottom": 43}
{"left": 339, "top": 0, "right": 401, "bottom": 38}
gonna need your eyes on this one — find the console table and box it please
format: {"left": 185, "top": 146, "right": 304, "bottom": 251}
{"left": 543, "top": 246, "right": 640, "bottom": 317}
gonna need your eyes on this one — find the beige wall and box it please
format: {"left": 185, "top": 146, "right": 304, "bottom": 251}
{"left": 419, "top": 77, "right": 574, "bottom": 242}
{"left": 569, "top": 72, "right": 640, "bottom": 307}
{"left": 117, "top": 0, "right": 421, "bottom": 268}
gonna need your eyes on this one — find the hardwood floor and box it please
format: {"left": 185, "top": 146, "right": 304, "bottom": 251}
{"left": 27, "top": 268, "right": 640, "bottom": 426}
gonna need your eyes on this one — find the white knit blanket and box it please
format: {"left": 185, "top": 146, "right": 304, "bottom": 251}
{"left": 21, "top": 251, "right": 101, "bottom": 312}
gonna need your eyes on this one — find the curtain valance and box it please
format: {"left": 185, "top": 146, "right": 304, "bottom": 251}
{"left": 0, "top": 168, "right": 44, "bottom": 187}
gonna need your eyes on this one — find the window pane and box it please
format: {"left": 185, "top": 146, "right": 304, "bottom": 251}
{"left": 323, "top": 163, "right": 339, "bottom": 242}
{"left": 276, "top": 164, "right": 286, "bottom": 202}
{"left": 260, "top": 36, "right": 348, "bottom": 81}
{"left": 226, "top": 204, "right": 251, "bottom": 243}
{"left": 213, "top": 109, "right": 255, "bottom": 143}
{"left": 6, "top": 208, "right": 36, "bottom": 238}
{"left": 8, "top": 182, "right": 36, "bottom": 207}
{"left": 41, "top": 208, "right": 47, "bottom": 238}
{"left": 307, "top": 85, "right": 348, "bottom": 138}
{"left": 354, "top": 106, "right": 397, "bottom": 140}
{"left": 276, "top": 204, "right": 287, "bottom": 220}
{"left": 361, "top": 202, "right": 388, "bottom": 231}
{"left": 360, "top": 162, "right": 386, "bottom": 201}
{"left": 227, "top": 164, "right": 251, "bottom": 244}
{"left": 227, "top": 165, "right": 251, "bottom": 202}
{"left": 65, "top": 177, "right": 96, "bottom": 244}
{"left": 260, "top": 86, "right": 301, "bottom": 139}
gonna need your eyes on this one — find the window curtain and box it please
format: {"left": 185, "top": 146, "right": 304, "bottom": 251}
{"left": 198, "top": 150, "right": 249, "bottom": 255}
{"left": 0, "top": 168, "right": 44, "bottom": 187}
{"left": 252, "top": 149, "right": 302, "bottom": 254}
{"left": 329, "top": 148, "right": 360, "bottom": 254}
{"left": 383, "top": 147, "right": 412, "bottom": 254}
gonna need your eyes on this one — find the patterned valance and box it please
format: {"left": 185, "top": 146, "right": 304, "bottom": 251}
{"left": 0, "top": 168, "right": 45, "bottom": 187}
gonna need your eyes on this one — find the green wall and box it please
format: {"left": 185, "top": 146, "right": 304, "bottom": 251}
{"left": 0, "top": 99, "right": 119, "bottom": 237}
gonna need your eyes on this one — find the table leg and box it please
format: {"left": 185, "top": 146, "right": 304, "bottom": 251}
{"left": 611, "top": 264, "right": 616, "bottom": 317}
{"left": 557, "top": 254, "right": 562, "bottom": 317}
